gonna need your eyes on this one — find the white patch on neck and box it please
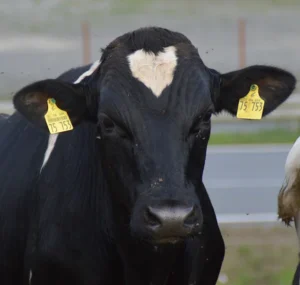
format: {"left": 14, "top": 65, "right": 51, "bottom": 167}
{"left": 74, "top": 59, "right": 101, "bottom": 84}
{"left": 40, "top": 133, "right": 58, "bottom": 172}
{"left": 29, "top": 269, "right": 32, "bottom": 284}
{"left": 283, "top": 136, "right": 300, "bottom": 190}
{"left": 40, "top": 59, "right": 101, "bottom": 172}
{"left": 127, "top": 46, "right": 177, "bottom": 97}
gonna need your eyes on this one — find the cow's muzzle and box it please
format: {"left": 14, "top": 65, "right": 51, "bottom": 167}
{"left": 131, "top": 200, "right": 203, "bottom": 244}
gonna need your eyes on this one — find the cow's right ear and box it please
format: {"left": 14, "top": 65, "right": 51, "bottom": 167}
{"left": 13, "top": 79, "right": 98, "bottom": 130}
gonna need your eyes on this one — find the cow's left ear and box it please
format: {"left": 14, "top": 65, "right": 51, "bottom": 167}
{"left": 214, "top": 65, "right": 297, "bottom": 117}
{"left": 13, "top": 79, "right": 98, "bottom": 130}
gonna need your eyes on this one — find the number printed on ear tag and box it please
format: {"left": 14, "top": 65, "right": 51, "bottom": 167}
{"left": 237, "top": 84, "right": 265, "bottom": 120}
{"left": 44, "top": 98, "right": 74, "bottom": 134}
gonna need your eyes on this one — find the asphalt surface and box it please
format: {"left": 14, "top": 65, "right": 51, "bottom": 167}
{"left": 204, "top": 145, "right": 292, "bottom": 223}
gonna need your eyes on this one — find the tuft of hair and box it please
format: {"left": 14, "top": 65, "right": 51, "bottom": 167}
{"left": 100, "top": 26, "right": 192, "bottom": 62}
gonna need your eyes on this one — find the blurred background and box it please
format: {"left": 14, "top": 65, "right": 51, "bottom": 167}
{"left": 1, "top": 0, "right": 300, "bottom": 284}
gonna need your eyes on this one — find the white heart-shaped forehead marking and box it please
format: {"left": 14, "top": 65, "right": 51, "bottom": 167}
{"left": 127, "top": 46, "right": 178, "bottom": 97}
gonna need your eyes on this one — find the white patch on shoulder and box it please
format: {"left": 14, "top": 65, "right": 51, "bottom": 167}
{"left": 74, "top": 59, "right": 101, "bottom": 84}
{"left": 40, "top": 133, "right": 58, "bottom": 172}
{"left": 127, "top": 46, "right": 177, "bottom": 97}
{"left": 29, "top": 269, "right": 32, "bottom": 284}
{"left": 284, "top": 136, "right": 300, "bottom": 190}
{"left": 40, "top": 59, "right": 101, "bottom": 172}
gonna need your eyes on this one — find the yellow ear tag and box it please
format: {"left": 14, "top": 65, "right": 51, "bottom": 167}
{"left": 44, "top": 98, "right": 74, "bottom": 134}
{"left": 236, "top": 84, "right": 265, "bottom": 120}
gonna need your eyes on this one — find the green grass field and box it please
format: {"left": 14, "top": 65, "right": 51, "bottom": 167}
{"left": 219, "top": 224, "right": 298, "bottom": 285}
{"left": 209, "top": 129, "right": 299, "bottom": 145}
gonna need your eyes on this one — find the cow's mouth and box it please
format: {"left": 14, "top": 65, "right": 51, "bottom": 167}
{"left": 151, "top": 236, "right": 185, "bottom": 245}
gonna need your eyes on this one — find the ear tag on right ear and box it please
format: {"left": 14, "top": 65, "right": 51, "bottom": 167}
{"left": 237, "top": 84, "right": 265, "bottom": 120}
{"left": 44, "top": 98, "right": 74, "bottom": 134}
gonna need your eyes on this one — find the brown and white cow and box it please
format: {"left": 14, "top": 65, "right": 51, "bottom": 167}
{"left": 278, "top": 136, "right": 300, "bottom": 285}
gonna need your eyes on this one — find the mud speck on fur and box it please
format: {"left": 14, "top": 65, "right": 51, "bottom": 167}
{"left": 278, "top": 170, "right": 300, "bottom": 225}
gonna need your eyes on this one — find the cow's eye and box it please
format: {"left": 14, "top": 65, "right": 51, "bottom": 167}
{"left": 188, "top": 112, "right": 212, "bottom": 136}
{"left": 117, "top": 126, "right": 133, "bottom": 140}
{"left": 202, "top": 112, "right": 212, "bottom": 123}
{"left": 99, "top": 114, "right": 132, "bottom": 141}
{"left": 189, "top": 120, "right": 201, "bottom": 136}
{"left": 102, "top": 116, "right": 115, "bottom": 133}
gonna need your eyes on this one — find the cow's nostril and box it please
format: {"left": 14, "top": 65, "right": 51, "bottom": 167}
{"left": 140, "top": 204, "right": 202, "bottom": 241}
{"left": 183, "top": 206, "right": 198, "bottom": 226}
{"left": 144, "top": 207, "right": 162, "bottom": 228}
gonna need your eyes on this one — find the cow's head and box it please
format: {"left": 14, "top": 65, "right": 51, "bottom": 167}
{"left": 13, "top": 27, "right": 296, "bottom": 244}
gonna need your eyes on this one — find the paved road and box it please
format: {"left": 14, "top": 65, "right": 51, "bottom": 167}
{"left": 204, "top": 145, "right": 292, "bottom": 223}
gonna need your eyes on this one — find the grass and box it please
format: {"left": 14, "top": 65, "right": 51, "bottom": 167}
{"left": 219, "top": 224, "right": 298, "bottom": 285}
{"left": 209, "top": 128, "right": 300, "bottom": 145}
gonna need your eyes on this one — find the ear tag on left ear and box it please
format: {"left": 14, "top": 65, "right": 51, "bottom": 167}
{"left": 237, "top": 84, "right": 265, "bottom": 120}
{"left": 44, "top": 98, "right": 74, "bottom": 134}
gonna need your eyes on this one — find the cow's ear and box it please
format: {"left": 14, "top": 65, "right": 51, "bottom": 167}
{"left": 13, "top": 79, "right": 98, "bottom": 130}
{"left": 214, "top": 65, "right": 296, "bottom": 117}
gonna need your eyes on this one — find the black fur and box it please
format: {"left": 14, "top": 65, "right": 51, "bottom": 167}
{"left": 0, "top": 113, "right": 9, "bottom": 130}
{"left": 1, "top": 26, "right": 297, "bottom": 285}
{"left": 0, "top": 112, "right": 49, "bottom": 284}
{"left": 215, "top": 64, "right": 296, "bottom": 116}
{"left": 100, "top": 26, "right": 192, "bottom": 58}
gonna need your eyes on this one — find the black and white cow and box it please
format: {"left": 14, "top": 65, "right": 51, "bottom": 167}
{"left": 0, "top": 26, "right": 296, "bottom": 285}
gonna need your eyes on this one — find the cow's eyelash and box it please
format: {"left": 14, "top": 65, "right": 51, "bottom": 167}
{"left": 99, "top": 115, "right": 133, "bottom": 140}
{"left": 188, "top": 112, "right": 212, "bottom": 137}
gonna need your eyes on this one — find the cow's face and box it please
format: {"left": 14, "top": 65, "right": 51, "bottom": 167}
{"left": 13, "top": 27, "right": 296, "bottom": 244}
{"left": 96, "top": 44, "right": 214, "bottom": 243}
